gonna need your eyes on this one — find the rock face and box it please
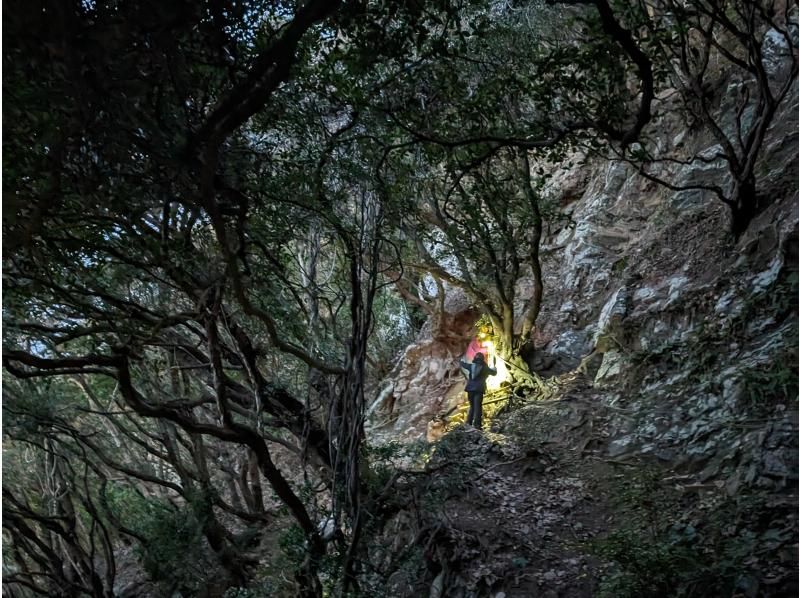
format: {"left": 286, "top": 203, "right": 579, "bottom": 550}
{"left": 371, "top": 44, "right": 799, "bottom": 495}
{"left": 528, "top": 76, "right": 798, "bottom": 490}
{"left": 367, "top": 290, "right": 479, "bottom": 441}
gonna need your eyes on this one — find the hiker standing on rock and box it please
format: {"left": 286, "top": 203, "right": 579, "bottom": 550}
{"left": 459, "top": 352, "right": 496, "bottom": 430}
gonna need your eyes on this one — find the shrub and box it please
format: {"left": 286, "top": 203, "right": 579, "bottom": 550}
{"left": 739, "top": 351, "right": 799, "bottom": 415}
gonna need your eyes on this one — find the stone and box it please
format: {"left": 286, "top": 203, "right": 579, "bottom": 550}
{"left": 535, "top": 329, "right": 593, "bottom": 375}
{"left": 675, "top": 144, "right": 730, "bottom": 191}
{"left": 593, "top": 287, "right": 630, "bottom": 343}
{"left": 762, "top": 451, "right": 791, "bottom": 477}
{"left": 751, "top": 255, "right": 783, "bottom": 293}
{"left": 634, "top": 286, "right": 658, "bottom": 303}
{"left": 721, "top": 80, "right": 757, "bottom": 140}
{"left": 672, "top": 129, "right": 688, "bottom": 148}
{"left": 603, "top": 160, "right": 634, "bottom": 193}
{"left": 654, "top": 448, "right": 676, "bottom": 461}
{"left": 608, "top": 435, "right": 634, "bottom": 457}
{"left": 542, "top": 151, "right": 591, "bottom": 205}
{"left": 665, "top": 275, "right": 689, "bottom": 306}
{"left": 594, "top": 350, "right": 624, "bottom": 385}
{"left": 671, "top": 188, "right": 707, "bottom": 210}
{"left": 762, "top": 25, "right": 799, "bottom": 76}
{"left": 640, "top": 422, "right": 658, "bottom": 438}
{"left": 559, "top": 300, "right": 575, "bottom": 314}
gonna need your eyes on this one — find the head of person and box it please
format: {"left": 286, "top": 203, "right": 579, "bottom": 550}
{"left": 473, "top": 352, "right": 485, "bottom": 363}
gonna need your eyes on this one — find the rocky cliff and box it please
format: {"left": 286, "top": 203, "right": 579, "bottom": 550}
{"left": 362, "top": 32, "right": 798, "bottom": 595}
{"left": 368, "top": 30, "right": 798, "bottom": 502}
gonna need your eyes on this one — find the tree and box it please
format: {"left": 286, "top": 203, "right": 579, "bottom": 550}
{"left": 620, "top": 0, "right": 798, "bottom": 236}
{"left": 3, "top": 0, "right": 478, "bottom": 594}
{"left": 368, "top": 0, "right": 655, "bottom": 369}
{"left": 380, "top": 144, "right": 547, "bottom": 374}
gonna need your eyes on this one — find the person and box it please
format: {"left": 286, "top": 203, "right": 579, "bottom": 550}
{"left": 458, "top": 352, "right": 497, "bottom": 430}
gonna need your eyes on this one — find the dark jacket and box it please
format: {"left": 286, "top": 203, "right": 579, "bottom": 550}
{"left": 459, "top": 360, "right": 497, "bottom": 392}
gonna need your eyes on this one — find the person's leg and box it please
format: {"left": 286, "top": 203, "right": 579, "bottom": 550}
{"left": 466, "top": 392, "right": 475, "bottom": 426}
{"left": 474, "top": 392, "right": 484, "bottom": 429}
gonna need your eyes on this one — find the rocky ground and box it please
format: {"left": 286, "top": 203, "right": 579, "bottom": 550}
{"left": 375, "top": 373, "right": 798, "bottom": 598}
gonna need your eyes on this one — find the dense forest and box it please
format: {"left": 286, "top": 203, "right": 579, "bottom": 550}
{"left": 3, "top": 1, "right": 798, "bottom": 596}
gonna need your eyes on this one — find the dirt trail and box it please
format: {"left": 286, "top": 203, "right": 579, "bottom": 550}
{"left": 402, "top": 383, "right": 624, "bottom": 598}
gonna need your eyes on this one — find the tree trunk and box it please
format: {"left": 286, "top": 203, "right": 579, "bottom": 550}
{"left": 730, "top": 175, "right": 758, "bottom": 238}
{"left": 192, "top": 435, "right": 249, "bottom": 587}
{"left": 247, "top": 449, "right": 265, "bottom": 513}
{"left": 518, "top": 149, "right": 544, "bottom": 343}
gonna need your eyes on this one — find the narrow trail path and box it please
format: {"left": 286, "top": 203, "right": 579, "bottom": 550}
{"left": 379, "top": 369, "right": 797, "bottom": 598}
{"left": 414, "top": 384, "right": 625, "bottom": 598}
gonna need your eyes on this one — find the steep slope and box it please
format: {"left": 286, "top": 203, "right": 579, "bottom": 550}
{"left": 372, "top": 369, "right": 795, "bottom": 597}
{"left": 366, "top": 30, "right": 798, "bottom": 598}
